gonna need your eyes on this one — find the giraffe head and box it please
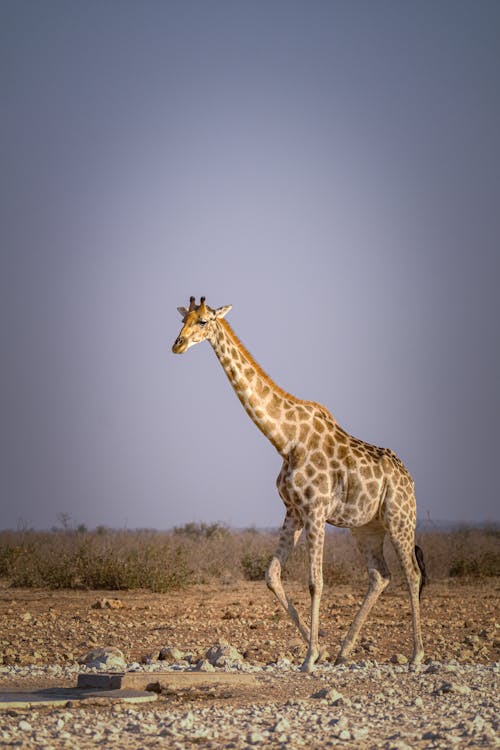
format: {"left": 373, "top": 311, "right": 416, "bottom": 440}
{"left": 172, "top": 296, "right": 232, "bottom": 354}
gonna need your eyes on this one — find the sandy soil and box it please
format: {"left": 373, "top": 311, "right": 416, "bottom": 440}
{"left": 0, "top": 578, "right": 498, "bottom": 671}
{"left": 0, "top": 579, "right": 498, "bottom": 749}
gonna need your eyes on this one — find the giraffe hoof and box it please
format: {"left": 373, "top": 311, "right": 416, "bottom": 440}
{"left": 300, "top": 651, "right": 319, "bottom": 672}
{"left": 334, "top": 655, "right": 349, "bottom": 666}
{"left": 409, "top": 654, "right": 424, "bottom": 672}
{"left": 300, "top": 660, "right": 315, "bottom": 673}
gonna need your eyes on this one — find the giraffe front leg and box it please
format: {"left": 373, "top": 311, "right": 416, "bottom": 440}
{"left": 266, "top": 514, "right": 309, "bottom": 644}
{"left": 300, "top": 521, "right": 325, "bottom": 673}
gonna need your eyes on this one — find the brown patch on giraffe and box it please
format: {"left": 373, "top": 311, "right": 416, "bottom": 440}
{"left": 313, "top": 417, "right": 325, "bottom": 434}
{"left": 315, "top": 473, "right": 329, "bottom": 494}
{"left": 366, "top": 480, "right": 380, "bottom": 495}
{"left": 297, "top": 423, "right": 310, "bottom": 444}
{"left": 305, "top": 465, "right": 315, "bottom": 479}
{"left": 311, "top": 451, "right": 327, "bottom": 470}
{"left": 344, "top": 453, "right": 357, "bottom": 470}
{"left": 291, "top": 446, "right": 307, "bottom": 466}
{"left": 267, "top": 393, "right": 284, "bottom": 418}
{"left": 357, "top": 492, "right": 370, "bottom": 507}
{"left": 255, "top": 380, "right": 270, "bottom": 399}
{"left": 293, "top": 471, "right": 306, "bottom": 488}
{"left": 296, "top": 406, "right": 310, "bottom": 420}
{"left": 336, "top": 445, "right": 349, "bottom": 460}
{"left": 323, "top": 434, "right": 335, "bottom": 456}
{"left": 308, "top": 432, "right": 321, "bottom": 451}
{"left": 334, "top": 428, "right": 348, "bottom": 443}
{"left": 347, "top": 473, "right": 362, "bottom": 497}
{"left": 360, "top": 465, "right": 374, "bottom": 479}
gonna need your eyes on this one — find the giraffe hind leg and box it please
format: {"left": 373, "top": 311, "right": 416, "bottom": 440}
{"left": 390, "top": 532, "right": 425, "bottom": 666}
{"left": 335, "top": 523, "right": 390, "bottom": 665}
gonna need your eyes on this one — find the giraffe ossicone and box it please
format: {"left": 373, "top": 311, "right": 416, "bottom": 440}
{"left": 172, "top": 296, "right": 426, "bottom": 672}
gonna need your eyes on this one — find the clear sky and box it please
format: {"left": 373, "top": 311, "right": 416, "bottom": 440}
{"left": 1, "top": 1, "right": 499, "bottom": 530}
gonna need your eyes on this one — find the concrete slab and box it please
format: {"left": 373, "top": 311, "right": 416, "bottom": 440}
{"left": 77, "top": 671, "right": 258, "bottom": 692}
{"left": 0, "top": 687, "right": 157, "bottom": 710}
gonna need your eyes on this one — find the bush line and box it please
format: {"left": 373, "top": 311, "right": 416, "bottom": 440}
{"left": 0, "top": 524, "right": 498, "bottom": 591}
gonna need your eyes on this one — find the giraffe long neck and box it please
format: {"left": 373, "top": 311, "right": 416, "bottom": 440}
{"left": 209, "top": 319, "right": 303, "bottom": 455}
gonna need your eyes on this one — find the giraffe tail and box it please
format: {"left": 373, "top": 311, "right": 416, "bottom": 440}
{"left": 414, "top": 545, "right": 427, "bottom": 600}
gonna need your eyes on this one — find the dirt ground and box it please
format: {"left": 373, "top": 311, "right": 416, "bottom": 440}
{"left": 0, "top": 577, "right": 498, "bottom": 679}
{"left": 0, "top": 578, "right": 498, "bottom": 749}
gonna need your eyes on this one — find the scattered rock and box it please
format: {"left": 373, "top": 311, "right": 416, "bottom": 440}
{"left": 205, "top": 639, "right": 244, "bottom": 667}
{"left": 91, "top": 598, "right": 124, "bottom": 610}
{"left": 78, "top": 646, "right": 127, "bottom": 670}
{"left": 312, "top": 687, "right": 344, "bottom": 704}
{"left": 390, "top": 653, "right": 408, "bottom": 665}
{"left": 433, "top": 680, "right": 472, "bottom": 695}
{"left": 194, "top": 659, "right": 215, "bottom": 672}
{"left": 352, "top": 726, "right": 369, "bottom": 740}
{"left": 158, "top": 646, "right": 184, "bottom": 662}
{"left": 424, "top": 663, "right": 440, "bottom": 674}
{"left": 422, "top": 730, "right": 442, "bottom": 740}
{"left": 247, "top": 730, "right": 265, "bottom": 744}
{"left": 273, "top": 717, "right": 290, "bottom": 732}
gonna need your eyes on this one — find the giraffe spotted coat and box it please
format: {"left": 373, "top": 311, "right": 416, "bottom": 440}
{"left": 173, "top": 297, "right": 425, "bottom": 672}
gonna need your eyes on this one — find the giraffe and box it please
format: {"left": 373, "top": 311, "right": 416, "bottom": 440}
{"left": 172, "top": 296, "right": 426, "bottom": 672}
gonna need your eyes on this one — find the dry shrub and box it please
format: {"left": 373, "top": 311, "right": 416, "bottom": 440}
{"left": 0, "top": 530, "right": 193, "bottom": 592}
{"left": 0, "top": 525, "right": 497, "bottom": 591}
{"left": 416, "top": 526, "right": 500, "bottom": 581}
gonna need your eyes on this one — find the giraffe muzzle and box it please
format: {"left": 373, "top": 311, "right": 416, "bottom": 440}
{"left": 172, "top": 336, "right": 187, "bottom": 354}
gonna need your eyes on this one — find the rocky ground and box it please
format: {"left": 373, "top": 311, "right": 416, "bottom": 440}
{"left": 0, "top": 579, "right": 498, "bottom": 748}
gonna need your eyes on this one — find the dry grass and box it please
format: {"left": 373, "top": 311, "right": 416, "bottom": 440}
{"left": 0, "top": 523, "right": 498, "bottom": 592}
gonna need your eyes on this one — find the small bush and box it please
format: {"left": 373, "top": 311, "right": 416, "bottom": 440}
{"left": 241, "top": 551, "right": 271, "bottom": 581}
{"left": 449, "top": 550, "right": 500, "bottom": 578}
{"left": 173, "top": 522, "right": 229, "bottom": 540}
{"left": 0, "top": 531, "right": 194, "bottom": 591}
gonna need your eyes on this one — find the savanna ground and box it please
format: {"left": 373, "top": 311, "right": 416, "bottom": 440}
{"left": 0, "top": 523, "right": 499, "bottom": 669}
{"left": 0, "top": 525, "right": 498, "bottom": 748}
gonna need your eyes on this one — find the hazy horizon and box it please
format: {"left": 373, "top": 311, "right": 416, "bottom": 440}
{"left": 1, "top": 1, "right": 499, "bottom": 530}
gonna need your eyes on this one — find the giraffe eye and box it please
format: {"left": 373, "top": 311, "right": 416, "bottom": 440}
{"left": 198, "top": 320, "right": 207, "bottom": 327}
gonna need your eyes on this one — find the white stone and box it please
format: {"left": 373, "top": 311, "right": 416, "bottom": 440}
{"left": 78, "top": 646, "right": 127, "bottom": 670}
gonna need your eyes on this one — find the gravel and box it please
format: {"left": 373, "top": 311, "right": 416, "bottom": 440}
{"left": 0, "top": 658, "right": 498, "bottom": 749}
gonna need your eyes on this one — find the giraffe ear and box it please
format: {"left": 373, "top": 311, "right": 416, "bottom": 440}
{"left": 177, "top": 307, "right": 189, "bottom": 319}
{"left": 214, "top": 305, "right": 232, "bottom": 319}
